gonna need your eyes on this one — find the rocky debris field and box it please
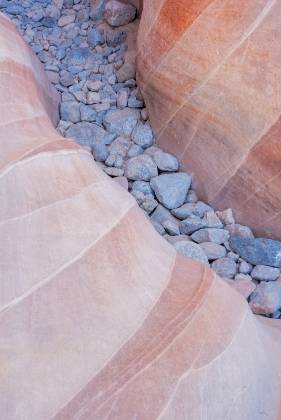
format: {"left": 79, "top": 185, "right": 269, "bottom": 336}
{"left": 2, "top": 0, "right": 281, "bottom": 319}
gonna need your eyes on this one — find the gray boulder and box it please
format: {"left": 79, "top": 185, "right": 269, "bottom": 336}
{"left": 103, "top": 108, "right": 139, "bottom": 136}
{"left": 150, "top": 173, "right": 191, "bottom": 210}
{"left": 104, "top": 0, "right": 136, "bottom": 27}
{"left": 199, "top": 242, "right": 227, "bottom": 260}
{"left": 87, "top": 28, "right": 105, "bottom": 48}
{"left": 229, "top": 237, "right": 281, "bottom": 268}
{"left": 174, "top": 241, "right": 209, "bottom": 267}
{"left": 125, "top": 155, "right": 158, "bottom": 181}
{"left": 179, "top": 216, "right": 207, "bottom": 235}
{"left": 132, "top": 123, "right": 154, "bottom": 149}
{"left": 251, "top": 265, "right": 280, "bottom": 282}
{"left": 66, "top": 122, "right": 106, "bottom": 150}
{"left": 152, "top": 150, "right": 179, "bottom": 172}
{"left": 60, "top": 101, "right": 80, "bottom": 123}
{"left": 211, "top": 257, "right": 237, "bottom": 279}
{"left": 191, "top": 228, "right": 229, "bottom": 244}
{"left": 249, "top": 282, "right": 281, "bottom": 315}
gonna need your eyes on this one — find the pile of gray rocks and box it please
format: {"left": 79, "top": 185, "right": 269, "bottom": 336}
{"left": 2, "top": 0, "right": 281, "bottom": 319}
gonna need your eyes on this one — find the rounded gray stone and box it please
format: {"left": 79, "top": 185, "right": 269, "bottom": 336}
{"left": 211, "top": 257, "right": 237, "bottom": 279}
{"left": 249, "top": 282, "right": 281, "bottom": 315}
{"left": 251, "top": 265, "right": 280, "bottom": 282}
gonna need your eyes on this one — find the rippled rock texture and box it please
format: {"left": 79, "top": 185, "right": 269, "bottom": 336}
{"left": 0, "top": 7, "right": 281, "bottom": 420}
{"left": 137, "top": 0, "right": 281, "bottom": 240}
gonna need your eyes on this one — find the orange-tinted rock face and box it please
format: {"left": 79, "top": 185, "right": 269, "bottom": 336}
{"left": 0, "top": 11, "right": 281, "bottom": 420}
{"left": 137, "top": 0, "right": 281, "bottom": 239}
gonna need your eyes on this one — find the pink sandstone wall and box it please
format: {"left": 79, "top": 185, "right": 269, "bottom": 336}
{"left": 137, "top": 0, "right": 281, "bottom": 240}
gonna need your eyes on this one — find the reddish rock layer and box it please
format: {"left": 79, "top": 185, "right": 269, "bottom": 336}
{"left": 137, "top": 0, "right": 281, "bottom": 239}
{"left": 0, "top": 12, "right": 281, "bottom": 420}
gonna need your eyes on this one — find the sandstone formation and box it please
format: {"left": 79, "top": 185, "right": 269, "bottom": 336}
{"left": 137, "top": 0, "right": 281, "bottom": 240}
{"left": 0, "top": 9, "right": 281, "bottom": 420}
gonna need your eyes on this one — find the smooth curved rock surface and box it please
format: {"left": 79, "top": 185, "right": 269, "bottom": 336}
{"left": 0, "top": 12, "right": 281, "bottom": 420}
{"left": 137, "top": 0, "right": 281, "bottom": 240}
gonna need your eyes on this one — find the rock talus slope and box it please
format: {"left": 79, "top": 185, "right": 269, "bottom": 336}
{"left": 0, "top": 11, "right": 281, "bottom": 420}
{"left": 137, "top": 0, "right": 281, "bottom": 239}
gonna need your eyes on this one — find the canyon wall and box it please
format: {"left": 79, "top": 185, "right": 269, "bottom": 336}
{"left": 0, "top": 11, "right": 281, "bottom": 420}
{"left": 137, "top": 0, "right": 281, "bottom": 239}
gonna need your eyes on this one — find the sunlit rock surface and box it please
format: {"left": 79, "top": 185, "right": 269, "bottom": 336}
{"left": 137, "top": 0, "right": 281, "bottom": 240}
{"left": 0, "top": 10, "right": 281, "bottom": 420}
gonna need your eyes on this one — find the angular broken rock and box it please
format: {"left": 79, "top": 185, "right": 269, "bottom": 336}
{"left": 150, "top": 204, "right": 179, "bottom": 227}
{"left": 191, "top": 228, "right": 229, "bottom": 244}
{"left": 179, "top": 215, "right": 207, "bottom": 235}
{"left": 249, "top": 282, "right": 281, "bottom": 315}
{"left": 125, "top": 154, "right": 158, "bottom": 181}
{"left": 60, "top": 101, "right": 80, "bottom": 123}
{"left": 229, "top": 237, "right": 281, "bottom": 268}
{"left": 103, "top": 108, "right": 139, "bottom": 136}
{"left": 199, "top": 242, "right": 227, "bottom": 260}
{"left": 216, "top": 208, "right": 235, "bottom": 225}
{"left": 174, "top": 241, "right": 209, "bottom": 267}
{"left": 66, "top": 122, "right": 106, "bottom": 150}
{"left": 150, "top": 173, "right": 191, "bottom": 210}
{"left": 152, "top": 150, "right": 179, "bottom": 172}
{"left": 162, "top": 219, "right": 180, "bottom": 236}
{"left": 212, "top": 257, "right": 237, "bottom": 279}
{"left": 104, "top": 0, "right": 136, "bottom": 26}
{"left": 202, "top": 211, "right": 223, "bottom": 228}
{"left": 171, "top": 203, "right": 195, "bottom": 220}
{"left": 226, "top": 224, "right": 254, "bottom": 239}
{"left": 132, "top": 122, "right": 154, "bottom": 149}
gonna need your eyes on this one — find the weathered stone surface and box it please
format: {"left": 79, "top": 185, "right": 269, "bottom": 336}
{"left": 249, "top": 282, "right": 281, "bottom": 315}
{"left": 150, "top": 204, "right": 179, "bottom": 226}
{"left": 60, "top": 101, "right": 80, "bottom": 123}
{"left": 202, "top": 211, "right": 223, "bottom": 229}
{"left": 138, "top": 0, "right": 281, "bottom": 239}
{"left": 230, "top": 237, "right": 281, "bottom": 268}
{"left": 191, "top": 228, "right": 229, "bottom": 245}
{"left": 152, "top": 150, "right": 179, "bottom": 172}
{"left": 103, "top": 108, "right": 139, "bottom": 136}
{"left": 87, "top": 28, "right": 105, "bottom": 48}
{"left": 174, "top": 241, "right": 209, "bottom": 267}
{"left": 66, "top": 122, "right": 106, "bottom": 149}
{"left": 251, "top": 265, "right": 280, "bottom": 282}
{"left": 216, "top": 208, "right": 235, "bottom": 225}
{"left": 179, "top": 216, "right": 206, "bottom": 235}
{"left": 199, "top": 242, "right": 227, "bottom": 260}
{"left": 104, "top": 0, "right": 136, "bottom": 26}
{"left": 212, "top": 257, "right": 237, "bottom": 279}
{"left": 150, "top": 173, "right": 191, "bottom": 210}
{"left": 125, "top": 154, "right": 158, "bottom": 181}
{"left": 226, "top": 224, "right": 254, "bottom": 239}
{"left": 132, "top": 122, "right": 154, "bottom": 149}
{"left": 171, "top": 203, "right": 195, "bottom": 220}
{"left": 162, "top": 219, "right": 180, "bottom": 236}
